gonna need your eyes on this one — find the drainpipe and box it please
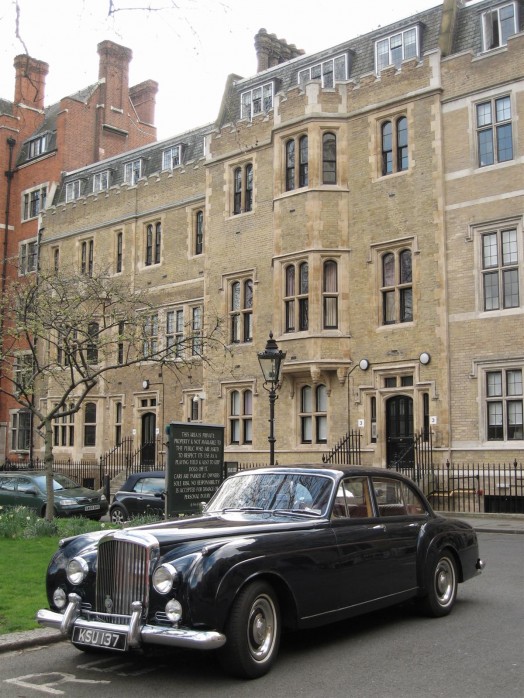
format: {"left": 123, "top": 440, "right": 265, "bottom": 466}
{"left": 0, "top": 137, "right": 17, "bottom": 377}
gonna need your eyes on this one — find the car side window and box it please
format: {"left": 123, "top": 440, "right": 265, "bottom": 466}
{"left": 133, "top": 477, "right": 165, "bottom": 494}
{"left": 17, "top": 478, "right": 35, "bottom": 493}
{"left": 332, "top": 476, "right": 373, "bottom": 519}
{"left": 0, "top": 477, "right": 16, "bottom": 491}
{"left": 372, "top": 477, "right": 426, "bottom": 517}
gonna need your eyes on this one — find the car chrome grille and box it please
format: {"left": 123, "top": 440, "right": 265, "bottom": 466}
{"left": 95, "top": 531, "right": 158, "bottom": 620}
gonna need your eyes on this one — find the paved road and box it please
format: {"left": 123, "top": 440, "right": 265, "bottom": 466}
{"left": 1, "top": 532, "right": 522, "bottom": 698}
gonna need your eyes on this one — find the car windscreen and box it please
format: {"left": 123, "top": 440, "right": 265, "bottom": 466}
{"left": 206, "top": 472, "right": 333, "bottom": 516}
{"left": 32, "top": 474, "right": 80, "bottom": 491}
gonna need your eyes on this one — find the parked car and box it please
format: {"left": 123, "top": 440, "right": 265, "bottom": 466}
{"left": 109, "top": 471, "right": 165, "bottom": 523}
{"left": 0, "top": 471, "right": 108, "bottom": 519}
{"left": 37, "top": 466, "right": 483, "bottom": 679}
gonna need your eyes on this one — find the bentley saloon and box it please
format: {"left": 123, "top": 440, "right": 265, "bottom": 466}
{"left": 37, "top": 466, "right": 483, "bottom": 678}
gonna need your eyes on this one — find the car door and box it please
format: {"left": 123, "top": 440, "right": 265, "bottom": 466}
{"left": 331, "top": 476, "right": 392, "bottom": 607}
{"left": 15, "top": 476, "right": 43, "bottom": 513}
{"left": 370, "top": 475, "right": 428, "bottom": 595}
{"left": 0, "top": 476, "right": 17, "bottom": 507}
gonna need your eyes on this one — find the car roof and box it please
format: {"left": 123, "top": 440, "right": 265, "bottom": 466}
{"left": 0, "top": 471, "right": 40, "bottom": 476}
{"left": 123, "top": 471, "right": 165, "bottom": 484}
{"left": 231, "top": 465, "right": 404, "bottom": 478}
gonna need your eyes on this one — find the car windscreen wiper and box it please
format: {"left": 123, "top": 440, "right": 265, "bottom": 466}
{"left": 215, "top": 506, "right": 268, "bottom": 513}
{"left": 271, "top": 508, "right": 321, "bottom": 517}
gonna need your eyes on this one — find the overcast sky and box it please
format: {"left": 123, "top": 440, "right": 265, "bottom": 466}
{"left": 0, "top": 0, "right": 457, "bottom": 141}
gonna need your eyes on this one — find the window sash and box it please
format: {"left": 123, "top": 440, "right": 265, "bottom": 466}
{"left": 322, "top": 133, "right": 337, "bottom": 184}
{"left": 162, "top": 146, "right": 181, "bottom": 170}
{"left": 376, "top": 27, "right": 418, "bottom": 71}
{"left": 241, "top": 82, "right": 273, "bottom": 119}
{"left": 11, "top": 412, "right": 31, "bottom": 451}
{"left": 195, "top": 211, "right": 204, "bottom": 255}
{"left": 124, "top": 160, "right": 141, "bottom": 184}
{"left": 116, "top": 232, "right": 123, "bottom": 272}
{"left": 93, "top": 171, "right": 109, "bottom": 193}
{"left": 487, "top": 368, "right": 523, "bottom": 440}
{"left": 298, "top": 54, "right": 348, "bottom": 87}
{"left": 482, "top": 229, "right": 519, "bottom": 310}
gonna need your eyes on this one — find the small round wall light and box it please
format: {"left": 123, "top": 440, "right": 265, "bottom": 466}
{"left": 142, "top": 379, "right": 150, "bottom": 389}
{"left": 419, "top": 352, "right": 431, "bottom": 366}
{"left": 359, "top": 359, "right": 370, "bottom": 371}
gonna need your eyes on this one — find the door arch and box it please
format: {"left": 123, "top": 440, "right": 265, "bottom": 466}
{"left": 141, "top": 412, "right": 156, "bottom": 466}
{"left": 386, "top": 395, "right": 414, "bottom": 468}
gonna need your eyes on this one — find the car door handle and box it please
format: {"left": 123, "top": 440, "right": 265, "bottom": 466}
{"left": 406, "top": 522, "right": 420, "bottom": 528}
{"left": 371, "top": 524, "right": 386, "bottom": 531}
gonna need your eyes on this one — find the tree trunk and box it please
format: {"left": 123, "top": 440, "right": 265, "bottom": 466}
{"left": 43, "top": 418, "right": 55, "bottom": 521}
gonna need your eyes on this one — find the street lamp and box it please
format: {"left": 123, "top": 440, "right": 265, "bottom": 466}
{"left": 258, "top": 332, "right": 286, "bottom": 466}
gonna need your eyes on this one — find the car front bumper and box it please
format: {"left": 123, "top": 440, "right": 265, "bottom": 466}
{"left": 36, "top": 593, "right": 226, "bottom": 651}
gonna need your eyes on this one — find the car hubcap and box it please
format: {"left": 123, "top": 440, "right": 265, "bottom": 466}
{"left": 435, "top": 558, "right": 454, "bottom": 606}
{"left": 248, "top": 595, "right": 275, "bottom": 661}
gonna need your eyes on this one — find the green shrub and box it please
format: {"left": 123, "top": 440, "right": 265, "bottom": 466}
{"left": 0, "top": 505, "right": 117, "bottom": 539}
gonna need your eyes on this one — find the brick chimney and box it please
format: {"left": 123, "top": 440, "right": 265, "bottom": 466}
{"left": 254, "top": 29, "right": 304, "bottom": 73}
{"left": 14, "top": 54, "right": 48, "bottom": 110}
{"left": 129, "top": 79, "right": 159, "bottom": 125}
{"left": 97, "top": 40, "right": 132, "bottom": 131}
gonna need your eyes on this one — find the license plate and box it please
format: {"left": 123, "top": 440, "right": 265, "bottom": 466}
{"left": 72, "top": 626, "right": 128, "bottom": 651}
{"left": 84, "top": 504, "right": 100, "bottom": 511}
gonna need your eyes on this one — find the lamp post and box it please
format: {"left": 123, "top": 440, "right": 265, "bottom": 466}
{"left": 258, "top": 332, "right": 286, "bottom": 466}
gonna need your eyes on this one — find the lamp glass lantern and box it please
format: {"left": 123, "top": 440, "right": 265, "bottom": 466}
{"left": 257, "top": 333, "right": 286, "bottom": 388}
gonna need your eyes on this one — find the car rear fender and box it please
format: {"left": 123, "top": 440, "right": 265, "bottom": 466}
{"left": 416, "top": 530, "right": 464, "bottom": 593}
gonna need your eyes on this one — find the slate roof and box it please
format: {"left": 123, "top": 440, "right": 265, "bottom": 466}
{"left": 53, "top": 121, "right": 214, "bottom": 205}
{"left": 220, "top": 0, "right": 523, "bottom": 127}
{"left": 54, "top": 0, "right": 523, "bottom": 206}
{"left": 0, "top": 98, "right": 14, "bottom": 116}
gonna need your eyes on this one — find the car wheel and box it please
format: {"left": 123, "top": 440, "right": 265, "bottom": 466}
{"left": 218, "top": 580, "right": 280, "bottom": 679}
{"left": 419, "top": 552, "right": 458, "bottom": 617}
{"left": 110, "top": 506, "right": 127, "bottom": 524}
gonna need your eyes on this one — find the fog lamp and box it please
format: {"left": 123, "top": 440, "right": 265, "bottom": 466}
{"left": 165, "top": 598, "right": 183, "bottom": 623}
{"left": 53, "top": 587, "right": 67, "bottom": 609}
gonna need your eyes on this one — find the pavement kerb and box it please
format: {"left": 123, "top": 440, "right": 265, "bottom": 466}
{"left": 2, "top": 512, "right": 523, "bottom": 654}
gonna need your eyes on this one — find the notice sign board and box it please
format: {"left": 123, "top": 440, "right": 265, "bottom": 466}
{"left": 166, "top": 422, "right": 224, "bottom": 516}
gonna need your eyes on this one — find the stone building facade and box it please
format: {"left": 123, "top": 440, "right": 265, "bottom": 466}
{"left": 0, "top": 40, "right": 158, "bottom": 461}
{"left": 31, "top": 0, "right": 524, "bottom": 467}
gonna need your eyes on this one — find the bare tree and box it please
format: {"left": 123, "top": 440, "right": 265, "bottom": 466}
{"left": 0, "top": 265, "right": 224, "bottom": 520}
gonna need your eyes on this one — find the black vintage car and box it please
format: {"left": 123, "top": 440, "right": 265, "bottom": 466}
{"left": 37, "top": 466, "right": 483, "bottom": 679}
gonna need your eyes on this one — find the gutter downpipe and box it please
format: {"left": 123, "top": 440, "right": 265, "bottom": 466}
{"left": 0, "top": 136, "right": 17, "bottom": 377}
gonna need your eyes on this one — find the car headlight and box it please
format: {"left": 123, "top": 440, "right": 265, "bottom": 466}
{"left": 67, "top": 556, "right": 89, "bottom": 585}
{"left": 100, "top": 494, "right": 107, "bottom": 502}
{"left": 59, "top": 498, "right": 77, "bottom": 506}
{"left": 152, "top": 563, "right": 178, "bottom": 594}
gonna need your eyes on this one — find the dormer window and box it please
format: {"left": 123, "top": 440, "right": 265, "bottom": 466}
{"left": 375, "top": 26, "right": 419, "bottom": 72}
{"left": 93, "top": 171, "right": 110, "bottom": 193}
{"left": 124, "top": 159, "right": 142, "bottom": 185}
{"left": 241, "top": 82, "right": 273, "bottom": 120}
{"left": 162, "top": 145, "right": 182, "bottom": 170}
{"left": 65, "top": 180, "right": 82, "bottom": 203}
{"left": 482, "top": 2, "right": 517, "bottom": 50}
{"left": 27, "top": 134, "right": 47, "bottom": 159}
{"left": 298, "top": 54, "right": 348, "bottom": 88}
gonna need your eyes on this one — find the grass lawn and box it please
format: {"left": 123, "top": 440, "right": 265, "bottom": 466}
{"left": 0, "top": 537, "right": 60, "bottom": 634}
